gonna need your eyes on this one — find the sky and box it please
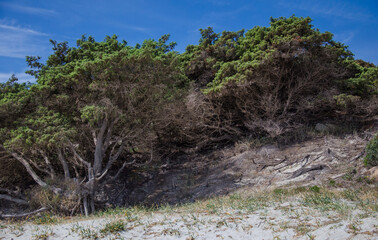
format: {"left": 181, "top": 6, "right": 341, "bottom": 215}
{"left": 0, "top": 0, "right": 377, "bottom": 83}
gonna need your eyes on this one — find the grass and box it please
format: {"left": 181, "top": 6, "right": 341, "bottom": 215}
{"left": 32, "top": 227, "right": 54, "bottom": 240}
{"left": 70, "top": 223, "right": 99, "bottom": 239}
{"left": 100, "top": 219, "right": 126, "bottom": 235}
{"left": 33, "top": 213, "right": 59, "bottom": 225}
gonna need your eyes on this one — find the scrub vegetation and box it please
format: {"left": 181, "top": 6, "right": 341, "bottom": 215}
{"left": 0, "top": 16, "right": 376, "bottom": 218}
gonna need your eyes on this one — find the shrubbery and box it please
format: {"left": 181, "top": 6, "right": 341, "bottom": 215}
{"left": 364, "top": 134, "right": 378, "bottom": 167}
{"left": 0, "top": 16, "right": 376, "bottom": 215}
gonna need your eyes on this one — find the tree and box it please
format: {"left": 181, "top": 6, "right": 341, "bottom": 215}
{"left": 0, "top": 35, "right": 187, "bottom": 215}
{"left": 182, "top": 16, "right": 375, "bottom": 137}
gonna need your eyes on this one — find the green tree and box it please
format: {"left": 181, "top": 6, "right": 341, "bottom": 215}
{"left": 1, "top": 35, "right": 186, "bottom": 215}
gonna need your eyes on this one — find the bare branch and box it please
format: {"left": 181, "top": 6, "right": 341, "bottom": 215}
{"left": 103, "top": 159, "right": 135, "bottom": 184}
{"left": 0, "top": 207, "right": 49, "bottom": 220}
{"left": 39, "top": 150, "right": 56, "bottom": 179}
{"left": 103, "top": 140, "right": 125, "bottom": 175}
{"left": 103, "top": 117, "right": 119, "bottom": 152}
{"left": 0, "top": 194, "right": 28, "bottom": 205}
{"left": 9, "top": 152, "right": 48, "bottom": 188}
{"left": 68, "top": 141, "right": 91, "bottom": 167}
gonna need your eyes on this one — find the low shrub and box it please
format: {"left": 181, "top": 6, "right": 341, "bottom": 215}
{"left": 364, "top": 134, "right": 378, "bottom": 166}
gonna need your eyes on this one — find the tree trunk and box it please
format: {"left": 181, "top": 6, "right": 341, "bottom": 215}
{"left": 58, "top": 148, "right": 70, "bottom": 180}
{"left": 90, "top": 194, "right": 95, "bottom": 214}
{"left": 83, "top": 196, "right": 89, "bottom": 216}
{"left": 93, "top": 119, "right": 107, "bottom": 176}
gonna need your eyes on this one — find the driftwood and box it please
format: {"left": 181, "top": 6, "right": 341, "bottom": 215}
{"left": 0, "top": 207, "right": 49, "bottom": 220}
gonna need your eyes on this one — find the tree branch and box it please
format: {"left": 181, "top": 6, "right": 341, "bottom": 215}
{"left": 58, "top": 148, "right": 70, "bottom": 180}
{"left": 0, "top": 194, "right": 28, "bottom": 205}
{"left": 10, "top": 152, "right": 48, "bottom": 188}
{"left": 0, "top": 207, "right": 49, "bottom": 220}
{"left": 68, "top": 141, "right": 91, "bottom": 167}
{"left": 103, "top": 140, "right": 125, "bottom": 175}
{"left": 39, "top": 150, "right": 56, "bottom": 179}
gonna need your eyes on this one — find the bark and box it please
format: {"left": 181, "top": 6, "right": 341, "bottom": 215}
{"left": 93, "top": 119, "right": 108, "bottom": 176}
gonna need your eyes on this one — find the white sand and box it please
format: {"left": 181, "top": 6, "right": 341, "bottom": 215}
{"left": 1, "top": 203, "right": 377, "bottom": 240}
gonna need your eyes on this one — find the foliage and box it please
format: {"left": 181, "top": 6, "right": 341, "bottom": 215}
{"left": 0, "top": 16, "right": 376, "bottom": 215}
{"left": 180, "top": 15, "right": 377, "bottom": 137}
{"left": 364, "top": 134, "right": 378, "bottom": 167}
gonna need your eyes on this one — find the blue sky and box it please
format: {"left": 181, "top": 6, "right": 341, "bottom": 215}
{"left": 0, "top": 0, "right": 377, "bottom": 83}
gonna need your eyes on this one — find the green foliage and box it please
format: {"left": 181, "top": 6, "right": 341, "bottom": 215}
{"left": 3, "top": 107, "right": 74, "bottom": 151}
{"left": 342, "top": 61, "right": 378, "bottom": 96}
{"left": 200, "top": 16, "right": 352, "bottom": 93}
{"left": 364, "top": 134, "right": 378, "bottom": 167}
{"left": 80, "top": 105, "right": 105, "bottom": 126}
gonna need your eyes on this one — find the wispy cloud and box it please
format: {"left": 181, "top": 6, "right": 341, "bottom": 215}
{"left": 341, "top": 32, "right": 355, "bottom": 44}
{"left": 0, "top": 23, "right": 48, "bottom": 36}
{"left": 0, "top": 72, "right": 35, "bottom": 83}
{"left": 281, "top": 0, "right": 374, "bottom": 22}
{"left": 0, "top": 19, "right": 49, "bottom": 58}
{"left": 1, "top": 2, "right": 56, "bottom": 16}
{"left": 122, "top": 24, "right": 149, "bottom": 33}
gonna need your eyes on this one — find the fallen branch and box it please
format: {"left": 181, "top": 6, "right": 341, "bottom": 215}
{"left": 350, "top": 150, "right": 365, "bottom": 162}
{"left": 291, "top": 164, "right": 328, "bottom": 179}
{"left": 0, "top": 194, "right": 28, "bottom": 205}
{"left": 258, "top": 157, "right": 287, "bottom": 171}
{"left": 0, "top": 207, "right": 49, "bottom": 220}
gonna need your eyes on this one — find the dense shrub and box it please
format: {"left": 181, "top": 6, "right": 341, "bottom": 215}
{"left": 1, "top": 16, "right": 377, "bottom": 215}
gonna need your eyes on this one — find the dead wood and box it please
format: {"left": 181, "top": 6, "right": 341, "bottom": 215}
{"left": 291, "top": 164, "right": 328, "bottom": 179}
{"left": 0, "top": 194, "right": 28, "bottom": 205}
{"left": 0, "top": 207, "right": 49, "bottom": 220}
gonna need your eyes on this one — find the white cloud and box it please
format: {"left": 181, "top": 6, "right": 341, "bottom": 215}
{"left": 1, "top": 2, "right": 56, "bottom": 16}
{"left": 0, "top": 72, "right": 35, "bottom": 83}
